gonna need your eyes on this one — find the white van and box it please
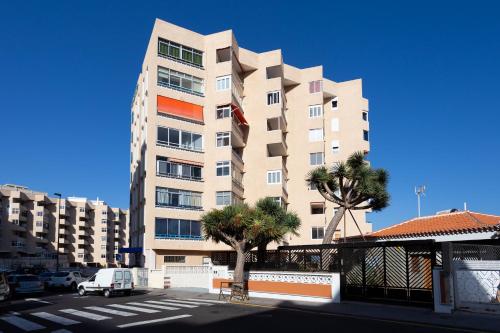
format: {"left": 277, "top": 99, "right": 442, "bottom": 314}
{"left": 77, "top": 268, "right": 133, "bottom": 298}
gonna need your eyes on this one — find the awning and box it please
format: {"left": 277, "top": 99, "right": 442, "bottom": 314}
{"left": 118, "top": 247, "right": 143, "bottom": 254}
{"left": 231, "top": 104, "right": 248, "bottom": 125}
{"left": 157, "top": 95, "right": 204, "bottom": 122}
{"left": 168, "top": 158, "right": 204, "bottom": 167}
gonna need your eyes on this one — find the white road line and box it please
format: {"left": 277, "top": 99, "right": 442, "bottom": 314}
{"left": 163, "top": 299, "right": 212, "bottom": 306}
{"left": 116, "top": 314, "right": 191, "bottom": 328}
{"left": 107, "top": 304, "right": 160, "bottom": 313}
{"left": 184, "top": 298, "right": 227, "bottom": 304}
{"left": 145, "top": 300, "right": 196, "bottom": 308}
{"left": 59, "top": 309, "right": 111, "bottom": 321}
{"left": 25, "top": 298, "right": 51, "bottom": 304}
{"left": 84, "top": 306, "right": 137, "bottom": 317}
{"left": 31, "top": 312, "right": 80, "bottom": 325}
{"left": 127, "top": 302, "right": 179, "bottom": 310}
{"left": 0, "top": 315, "right": 46, "bottom": 331}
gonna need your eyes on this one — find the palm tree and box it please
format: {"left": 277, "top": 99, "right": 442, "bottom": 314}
{"left": 254, "top": 198, "right": 301, "bottom": 267}
{"left": 201, "top": 203, "right": 280, "bottom": 283}
{"left": 307, "top": 151, "right": 389, "bottom": 244}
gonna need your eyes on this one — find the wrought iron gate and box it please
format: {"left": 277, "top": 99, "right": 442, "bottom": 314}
{"left": 340, "top": 241, "right": 439, "bottom": 307}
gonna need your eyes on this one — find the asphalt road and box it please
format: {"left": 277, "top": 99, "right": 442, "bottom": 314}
{"left": 0, "top": 289, "right": 485, "bottom": 333}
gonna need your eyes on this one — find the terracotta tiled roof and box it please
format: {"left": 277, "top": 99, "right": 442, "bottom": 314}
{"left": 371, "top": 211, "right": 500, "bottom": 239}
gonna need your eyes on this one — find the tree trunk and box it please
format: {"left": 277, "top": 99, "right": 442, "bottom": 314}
{"left": 233, "top": 247, "right": 246, "bottom": 283}
{"left": 257, "top": 243, "right": 268, "bottom": 268}
{"left": 322, "top": 206, "right": 346, "bottom": 244}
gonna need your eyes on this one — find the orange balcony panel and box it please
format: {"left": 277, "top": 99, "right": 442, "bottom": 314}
{"left": 157, "top": 95, "right": 204, "bottom": 122}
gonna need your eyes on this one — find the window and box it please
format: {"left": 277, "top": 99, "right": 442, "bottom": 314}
{"left": 331, "top": 118, "right": 339, "bottom": 132}
{"left": 79, "top": 208, "right": 85, "bottom": 213}
{"left": 78, "top": 253, "right": 84, "bottom": 259}
{"left": 310, "top": 152, "right": 324, "bottom": 165}
{"left": 216, "top": 132, "right": 230, "bottom": 147}
{"left": 332, "top": 97, "right": 338, "bottom": 110}
{"left": 216, "top": 105, "right": 231, "bottom": 119}
{"left": 309, "top": 128, "right": 323, "bottom": 142}
{"left": 216, "top": 161, "right": 230, "bottom": 176}
{"left": 155, "top": 218, "right": 202, "bottom": 239}
{"left": 311, "top": 203, "right": 325, "bottom": 215}
{"left": 309, "top": 105, "right": 323, "bottom": 118}
{"left": 11, "top": 208, "right": 20, "bottom": 214}
{"left": 156, "top": 157, "right": 202, "bottom": 181}
{"left": 101, "top": 254, "right": 106, "bottom": 259}
{"left": 309, "top": 80, "right": 322, "bottom": 93}
{"left": 363, "top": 130, "right": 369, "bottom": 141}
{"left": 101, "top": 236, "right": 107, "bottom": 241}
{"left": 164, "top": 255, "right": 186, "bottom": 263}
{"left": 101, "top": 228, "right": 107, "bottom": 233}
{"left": 157, "top": 127, "right": 203, "bottom": 152}
{"left": 312, "top": 227, "right": 324, "bottom": 239}
{"left": 156, "top": 187, "right": 202, "bottom": 210}
{"left": 216, "top": 191, "right": 232, "bottom": 206}
{"left": 102, "top": 211, "right": 107, "bottom": 216}
{"left": 267, "top": 91, "right": 280, "bottom": 105}
{"left": 101, "top": 245, "right": 106, "bottom": 250}
{"left": 158, "top": 38, "right": 203, "bottom": 67}
{"left": 331, "top": 140, "right": 340, "bottom": 153}
{"left": 157, "top": 66, "right": 204, "bottom": 96}
{"left": 216, "top": 75, "right": 231, "bottom": 91}
{"left": 362, "top": 112, "right": 368, "bottom": 121}
{"left": 267, "top": 170, "right": 282, "bottom": 184}
{"left": 36, "top": 211, "right": 43, "bottom": 217}
{"left": 36, "top": 221, "right": 43, "bottom": 227}
{"left": 102, "top": 219, "right": 107, "bottom": 224}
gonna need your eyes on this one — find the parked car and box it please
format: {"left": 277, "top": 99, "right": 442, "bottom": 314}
{"left": 38, "top": 272, "right": 55, "bottom": 289}
{"left": 48, "top": 271, "right": 85, "bottom": 291}
{"left": 78, "top": 268, "right": 133, "bottom": 298}
{"left": 7, "top": 275, "right": 44, "bottom": 296}
{"left": 0, "top": 271, "right": 10, "bottom": 301}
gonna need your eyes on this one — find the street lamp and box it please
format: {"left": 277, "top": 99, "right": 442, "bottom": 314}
{"left": 54, "top": 192, "right": 62, "bottom": 272}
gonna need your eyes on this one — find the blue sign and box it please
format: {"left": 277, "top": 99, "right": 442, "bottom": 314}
{"left": 118, "top": 247, "right": 143, "bottom": 254}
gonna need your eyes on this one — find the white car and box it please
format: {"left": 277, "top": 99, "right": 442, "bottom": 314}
{"left": 78, "top": 268, "right": 133, "bottom": 298}
{"left": 48, "top": 271, "right": 85, "bottom": 291}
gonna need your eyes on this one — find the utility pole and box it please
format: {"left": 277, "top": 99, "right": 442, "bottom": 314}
{"left": 415, "top": 186, "right": 426, "bottom": 217}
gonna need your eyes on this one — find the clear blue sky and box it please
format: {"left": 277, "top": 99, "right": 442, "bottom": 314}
{"left": 1, "top": 1, "right": 499, "bottom": 230}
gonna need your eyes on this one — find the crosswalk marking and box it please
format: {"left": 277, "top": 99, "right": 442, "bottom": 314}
{"left": 116, "top": 314, "right": 192, "bottom": 328}
{"left": 25, "top": 298, "right": 52, "bottom": 304}
{"left": 107, "top": 304, "right": 160, "bottom": 313}
{"left": 163, "top": 299, "right": 212, "bottom": 306}
{"left": 59, "top": 309, "right": 111, "bottom": 321}
{"left": 31, "top": 312, "right": 80, "bottom": 326}
{"left": 127, "top": 302, "right": 180, "bottom": 311}
{"left": 84, "top": 306, "right": 137, "bottom": 317}
{"left": 185, "top": 298, "right": 227, "bottom": 304}
{"left": 146, "top": 300, "right": 197, "bottom": 308}
{"left": 0, "top": 315, "right": 46, "bottom": 331}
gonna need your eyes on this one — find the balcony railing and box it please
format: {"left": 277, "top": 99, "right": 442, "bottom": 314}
{"left": 155, "top": 234, "right": 203, "bottom": 241}
{"left": 156, "top": 140, "right": 204, "bottom": 153}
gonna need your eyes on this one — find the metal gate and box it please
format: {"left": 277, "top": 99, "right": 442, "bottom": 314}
{"left": 340, "top": 241, "right": 439, "bottom": 307}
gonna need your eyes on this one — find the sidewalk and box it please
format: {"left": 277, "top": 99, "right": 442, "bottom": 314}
{"left": 164, "top": 288, "right": 500, "bottom": 333}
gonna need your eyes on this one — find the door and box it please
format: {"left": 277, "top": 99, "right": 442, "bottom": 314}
{"left": 123, "top": 270, "right": 132, "bottom": 289}
{"left": 114, "top": 270, "right": 124, "bottom": 289}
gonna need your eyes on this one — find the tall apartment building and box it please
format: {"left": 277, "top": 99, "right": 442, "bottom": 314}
{"left": 0, "top": 184, "right": 129, "bottom": 268}
{"left": 130, "top": 19, "right": 372, "bottom": 269}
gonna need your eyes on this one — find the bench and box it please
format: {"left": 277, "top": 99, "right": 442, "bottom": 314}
{"left": 218, "top": 281, "right": 249, "bottom": 302}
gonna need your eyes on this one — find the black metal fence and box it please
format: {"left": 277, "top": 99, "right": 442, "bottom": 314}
{"left": 212, "top": 240, "right": 441, "bottom": 306}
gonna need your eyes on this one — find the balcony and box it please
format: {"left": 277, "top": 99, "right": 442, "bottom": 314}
{"left": 232, "top": 149, "right": 244, "bottom": 169}
{"left": 77, "top": 238, "right": 90, "bottom": 246}
{"left": 267, "top": 130, "right": 288, "bottom": 156}
{"left": 58, "top": 237, "right": 69, "bottom": 244}
{"left": 36, "top": 236, "right": 49, "bottom": 244}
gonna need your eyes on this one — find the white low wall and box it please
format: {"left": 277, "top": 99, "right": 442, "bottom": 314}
{"left": 454, "top": 260, "right": 500, "bottom": 313}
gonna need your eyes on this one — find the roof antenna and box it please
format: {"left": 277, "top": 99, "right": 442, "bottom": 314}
{"left": 415, "top": 185, "right": 426, "bottom": 217}
{"left": 464, "top": 202, "right": 467, "bottom": 211}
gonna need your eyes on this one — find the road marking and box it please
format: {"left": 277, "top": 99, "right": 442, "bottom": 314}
{"left": 116, "top": 314, "right": 191, "bottom": 328}
{"left": 127, "top": 302, "right": 179, "bottom": 310}
{"left": 184, "top": 298, "right": 227, "bottom": 304}
{"left": 163, "top": 299, "right": 212, "bottom": 306}
{"left": 51, "top": 330, "right": 73, "bottom": 333}
{"left": 146, "top": 300, "right": 196, "bottom": 308}
{"left": 31, "top": 312, "right": 80, "bottom": 325}
{"left": 84, "top": 306, "right": 137, "bottom": 317}
{"left": 25, "top": 298, "right": 51, "bottom": 304}
{"left": 9, "top": 311, "right": 21, "bottom": 315}
{"left": 107, "top": 304, "right": 159, "bottom": 313}
{"left": 59, "top": 309, "right": 111, "bottom": 321}
{"left": 0, "top": 315, "right": 46, "bottom": 331}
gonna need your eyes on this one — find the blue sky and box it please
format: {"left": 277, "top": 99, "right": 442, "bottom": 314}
{"left": 1, "top": 1, "right": 499, "bottom": 230}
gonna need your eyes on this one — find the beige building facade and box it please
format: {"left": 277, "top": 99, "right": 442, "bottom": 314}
{"left": 0, "top": 184, "right": 129, "bottom": 268}
{"left": 129, "top": 19, "right": 372, "bottom": 268}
